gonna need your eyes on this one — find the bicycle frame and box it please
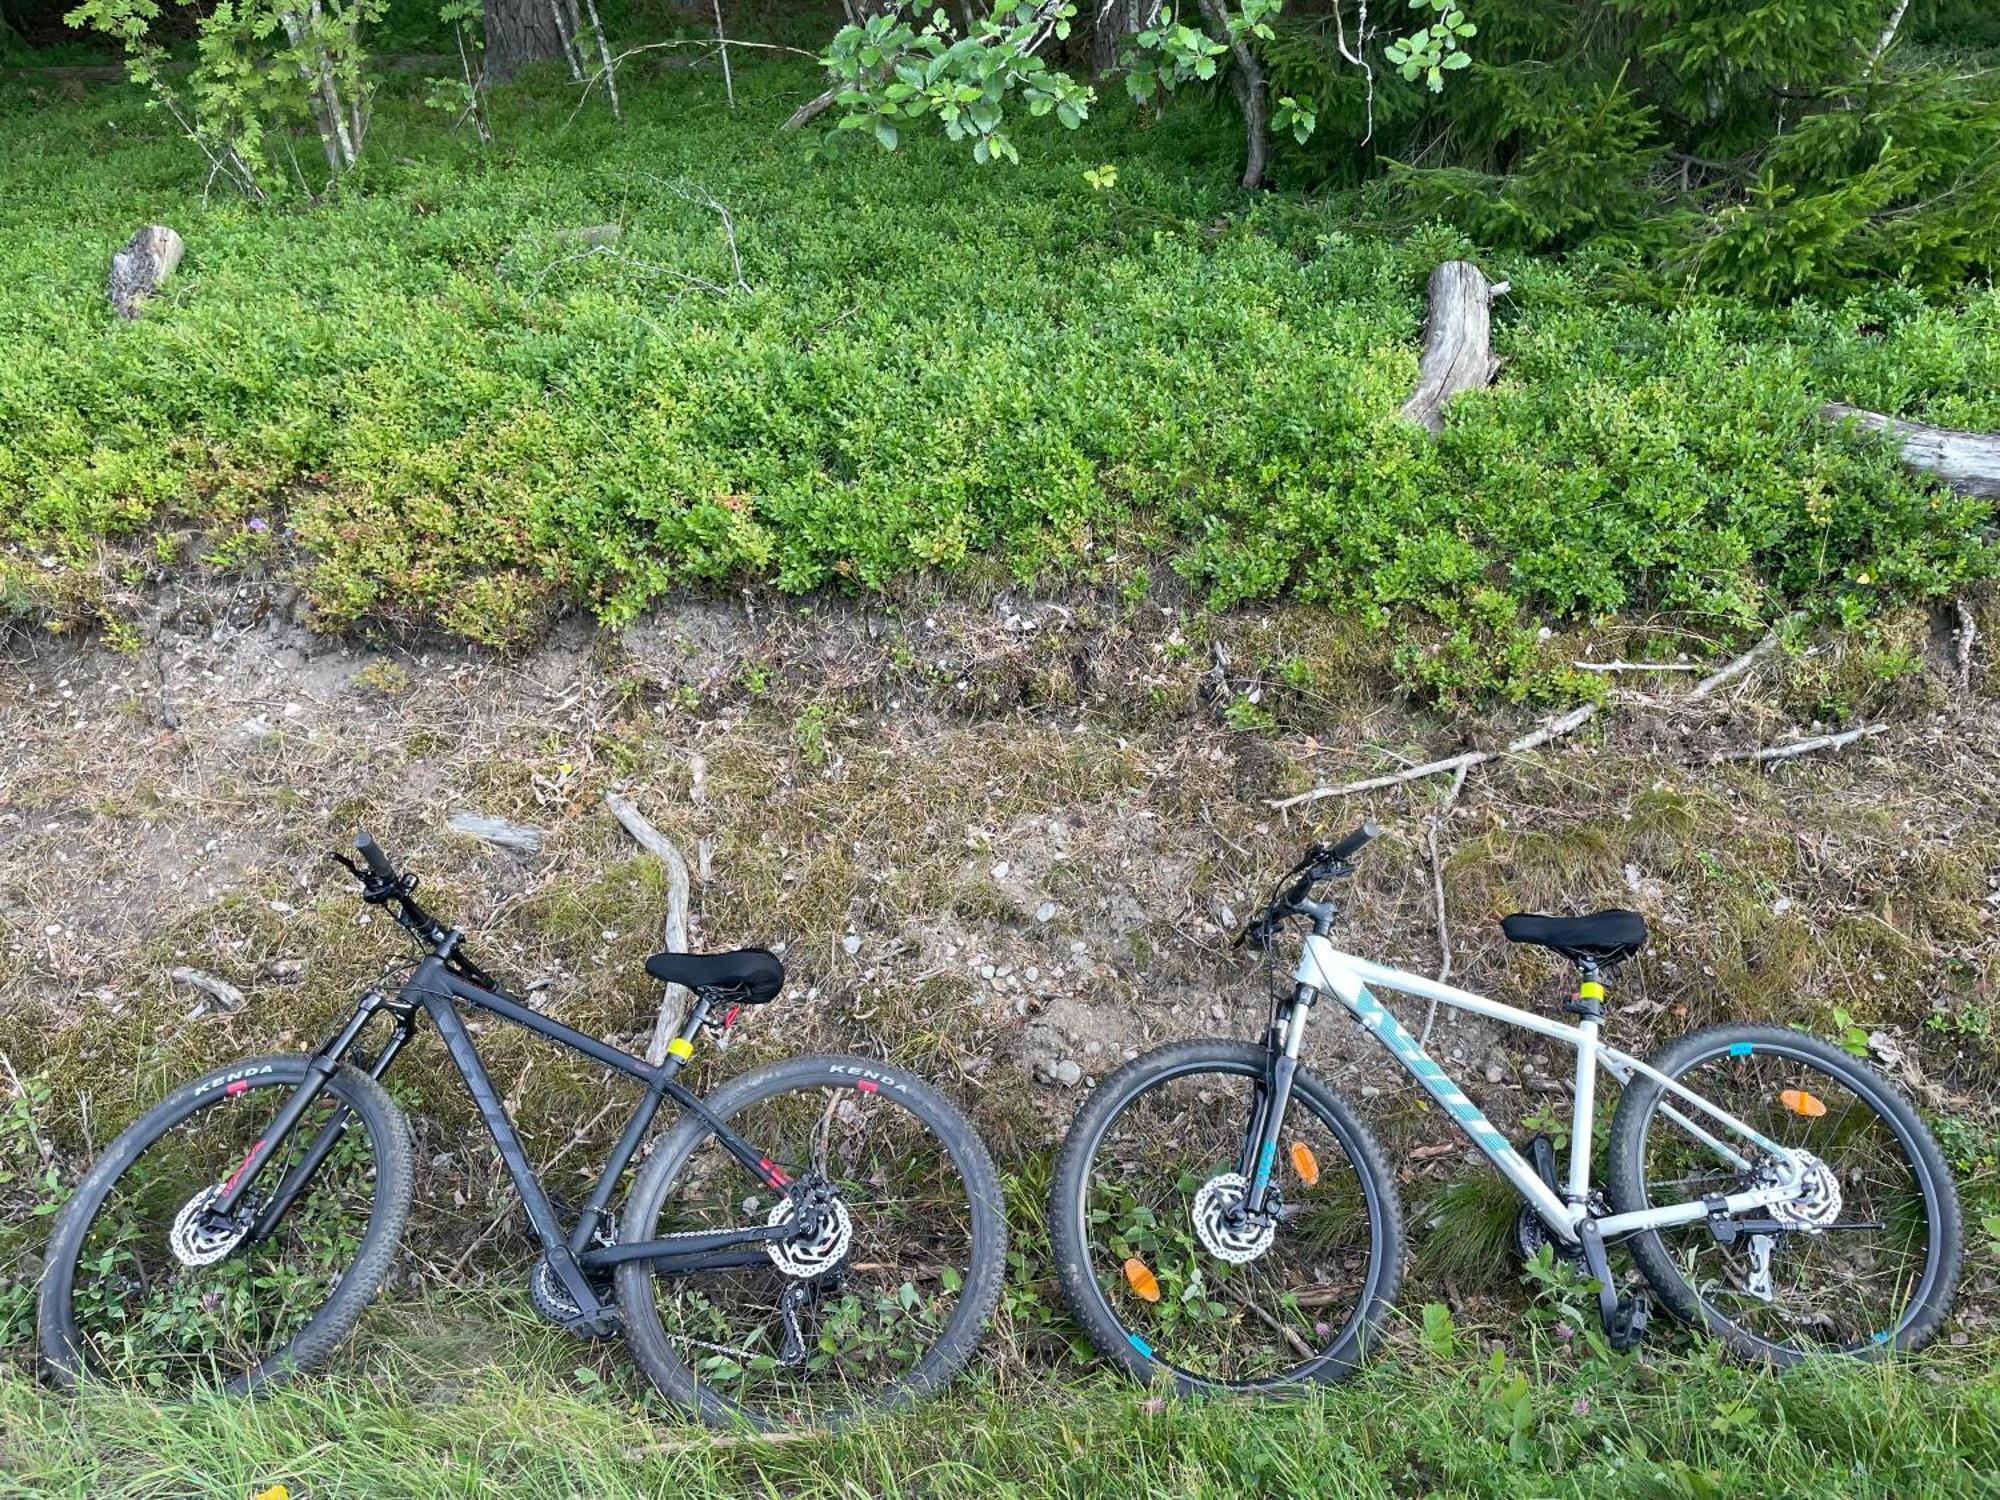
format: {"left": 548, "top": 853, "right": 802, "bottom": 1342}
{"left": 209, "top": 954, "right": 797, "bottom": 1320}
{"left": 1284, "top": 936, "right": 1808, "bottom": 1246}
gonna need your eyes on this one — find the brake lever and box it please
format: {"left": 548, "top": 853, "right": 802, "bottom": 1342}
{"left": 1233, "top": 914, "right": 1280, "bottom": 950}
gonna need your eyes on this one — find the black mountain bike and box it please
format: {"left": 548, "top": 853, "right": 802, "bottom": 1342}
{"left": 39, "top": 833, "right": 1007, "bottom": 1428}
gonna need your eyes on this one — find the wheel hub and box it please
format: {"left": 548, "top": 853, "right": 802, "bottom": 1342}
{"left": 1767, "top": 1151, "right": 1843, "bottom": 1233}
{"left": 1192, "top": 1172, "right": 1276, "bottom": 1265}
{"left": 169, "top": 1184, "right": 253, "bottom": 1268}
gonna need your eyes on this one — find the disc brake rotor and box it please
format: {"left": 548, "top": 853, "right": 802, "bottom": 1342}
{"left": 766, "top": 1194, "right": 853, "bottom": 1279}
{"left": 169, "top": 1184, "right": 253, "bottom": 1268}
{"left": 1767, "top": 1151, "right": 1844, "bottom": 1233}
{"left": 1192, "top": 1172, "right": 1277, "bottom": 1265}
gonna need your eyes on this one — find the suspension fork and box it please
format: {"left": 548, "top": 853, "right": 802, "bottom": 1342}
{"left": 1241, "top": 986, "right": 1315, "bottom": 1216}
{"left": 209, "top": 988, "right": 410, "bottom": 1227}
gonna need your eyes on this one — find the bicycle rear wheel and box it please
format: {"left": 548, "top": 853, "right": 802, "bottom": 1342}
{"left": 615, "top": 1055, "right": 1006, "bottom": 1430}
{"left": 1607, "top": 1023, "right": 1959, "bottom": 1365}
{"left": 1048, "top": 1039, "right": 1403, "bottom": 1393}
{"left": 38, "top": 1054, "right": 413, "bottom": 1395}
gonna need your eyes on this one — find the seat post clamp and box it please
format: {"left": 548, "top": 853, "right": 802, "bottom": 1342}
{"left": 1564, "top": 974, "right": 1606, "bottom": 1021}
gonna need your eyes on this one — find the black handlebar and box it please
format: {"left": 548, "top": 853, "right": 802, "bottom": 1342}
{"left": 354, "top": 831, "right": 397, "bottom": 884}
{"left": 1327, "top": 819, "right": 1382, "bottom": 862}
{"left": 1233, "top": 821, "right": 1381, "bottom": 949}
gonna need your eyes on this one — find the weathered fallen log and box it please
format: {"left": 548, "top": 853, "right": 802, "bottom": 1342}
{"left": 171, "top": 966, "right": 244, "bottom": 1020}
{"left": 605, "top": 791, "right": 695, "bottom": 1065}
{"left": 1400, "top": 260, "right": 1508, "bottom": 433}
{"left": 108, "top": 225, "right": 184, "bottom": 320}
{"left": 1818, "top": 403, "right": 2000, "bottom": 498}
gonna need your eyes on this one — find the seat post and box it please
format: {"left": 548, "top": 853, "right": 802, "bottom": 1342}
{"left": 1565, "top": 960, "right": 1606, "bottom": 1204}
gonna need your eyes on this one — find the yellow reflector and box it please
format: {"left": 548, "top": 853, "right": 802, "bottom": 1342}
{"left": 1290, "top": 1141, "right": 1321, "bottom": 1186}
{"left": 1780, "top": 1089, "right": 1827, "bottom": 1118}
{"left": 1123, "top": 1258, "right": 1161, "bottom": 1302}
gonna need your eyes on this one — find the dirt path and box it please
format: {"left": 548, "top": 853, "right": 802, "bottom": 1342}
{"left": 3, "top": 578, "right": 1997, "bottom": 1292}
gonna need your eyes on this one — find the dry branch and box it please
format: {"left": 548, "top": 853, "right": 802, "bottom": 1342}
{"left": 1715, "top": 723, "right": 1887, "bottom": 765}
{"left": 1270, "top": 703, "right": 1597, "bottom": 810}
{"left": 1818, "top": 403, "right": 2000, "bottom": 498}
{"left": 605, "top": 791, "right": 694, "bottom": 1063}
{"left": 108, "top": 225, "right": 184, "bottom": 320}
{"left": 782, "top": 86, "right": 838, "bottom": 131}
{"left": 448, "top": 810, "right": 545, "bottom": 852}
{"left": 1572, "top": 660, "right": 1700, "bottom": 674}
{"left": 1272, "top": 616, "right": 1797, "bottom": 809}
{"left": 1400, "top": 261, "right": 1508, "bottom": 433}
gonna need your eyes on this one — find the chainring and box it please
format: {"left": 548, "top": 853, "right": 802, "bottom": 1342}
{"left": 529, "top": 1256, "right": 616, "bottom": 1339}
{"left": 1513, "top": 1204, "right": 1584, "bottom": 1267}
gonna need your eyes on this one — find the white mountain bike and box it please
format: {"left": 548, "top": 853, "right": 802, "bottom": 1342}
{"left": 1049, "top": 822, "right": 1961, "bottom": 1392}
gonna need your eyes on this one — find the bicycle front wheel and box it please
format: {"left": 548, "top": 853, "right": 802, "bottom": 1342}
{"left": 38, "top": 1054, "right": 413, "bottom": 1396}
{"left": 615, "top": 1055, "right": 1006, "bottom": 1430}
{"left": 1048, "top": 1039, "right": 1403, "bottom": 1393}
{"left": 1607, "top": 1023, "right": 1960, "bottom": 1365}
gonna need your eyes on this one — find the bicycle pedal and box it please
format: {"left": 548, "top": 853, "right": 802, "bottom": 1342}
{"left": 1606, "top": 1293, "right": 1650, "bottom": 1352}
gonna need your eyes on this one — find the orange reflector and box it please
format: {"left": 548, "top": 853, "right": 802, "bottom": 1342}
{"left": 1123, "top": 1258, "right": 1161, "bottom": 1302}
{"left": 1290, "top": 1141, "right": 1321, "bottom": 1186}
{"left": 1780, "top": 1089, "right": 1827, "bottom": 1118}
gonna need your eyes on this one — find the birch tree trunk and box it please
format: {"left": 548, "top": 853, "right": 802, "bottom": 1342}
{"left": 1193, "top": 0, "right": 1269, "bottom": 189}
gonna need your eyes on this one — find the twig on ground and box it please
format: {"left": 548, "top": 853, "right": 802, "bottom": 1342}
{"left": 605, "top": 791, "right": 695, "bottom": 1064}
{"left": 171, "top": 966, "right": 245, "bottom": 1020}
{"left": 1270, "top": 702, "right": 1598, "bottom": 809}
{"left": 1714, "top": 723, "right": 1887, "bottom": 765}
{"left": 1572, "top": 660, "right": 1700, "bottom": 674}
{"left": 1418, "top": 762, "right": 1468, "bottom": 1049}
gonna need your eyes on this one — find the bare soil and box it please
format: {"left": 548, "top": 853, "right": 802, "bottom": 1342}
{"left": 4, "top": 572, "right": 1997, "bottom": 1334}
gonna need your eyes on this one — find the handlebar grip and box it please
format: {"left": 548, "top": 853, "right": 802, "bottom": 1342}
{"left": 1327, "top": 820, "right": 1381, "bottom": 862}
{"left": 354, "top": 831, "right": 397, "bottom": 883}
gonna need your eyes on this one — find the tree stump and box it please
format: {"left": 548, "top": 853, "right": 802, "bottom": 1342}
{"left": 1818, "top": 403, "right": 2000, "bottom": 499}
{"left": 1400, "top": 260, "right": 1509, "bottom": 434}
{"left": 108, "top": 225, "right": 184, "bottom": 320}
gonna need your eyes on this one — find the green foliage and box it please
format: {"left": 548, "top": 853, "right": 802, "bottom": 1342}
{"left": 63, "top": 0, "right": 386, "bottom": 197}
{"left": 1383, "top": 0, "right": 1477, "bottom": 93}
{"left": 0, "top": 69, "right": 1995, "bottom": 698}
{"left": 1279, "top": 0, "right": 2000, "bottom": 298}
{"left": 824, "top": 1, "right": 1094, "bottom": 165}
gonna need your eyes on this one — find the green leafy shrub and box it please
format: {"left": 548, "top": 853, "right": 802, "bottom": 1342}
{"left": 0, "top": 68, "right": 1993, "bottom": 699}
